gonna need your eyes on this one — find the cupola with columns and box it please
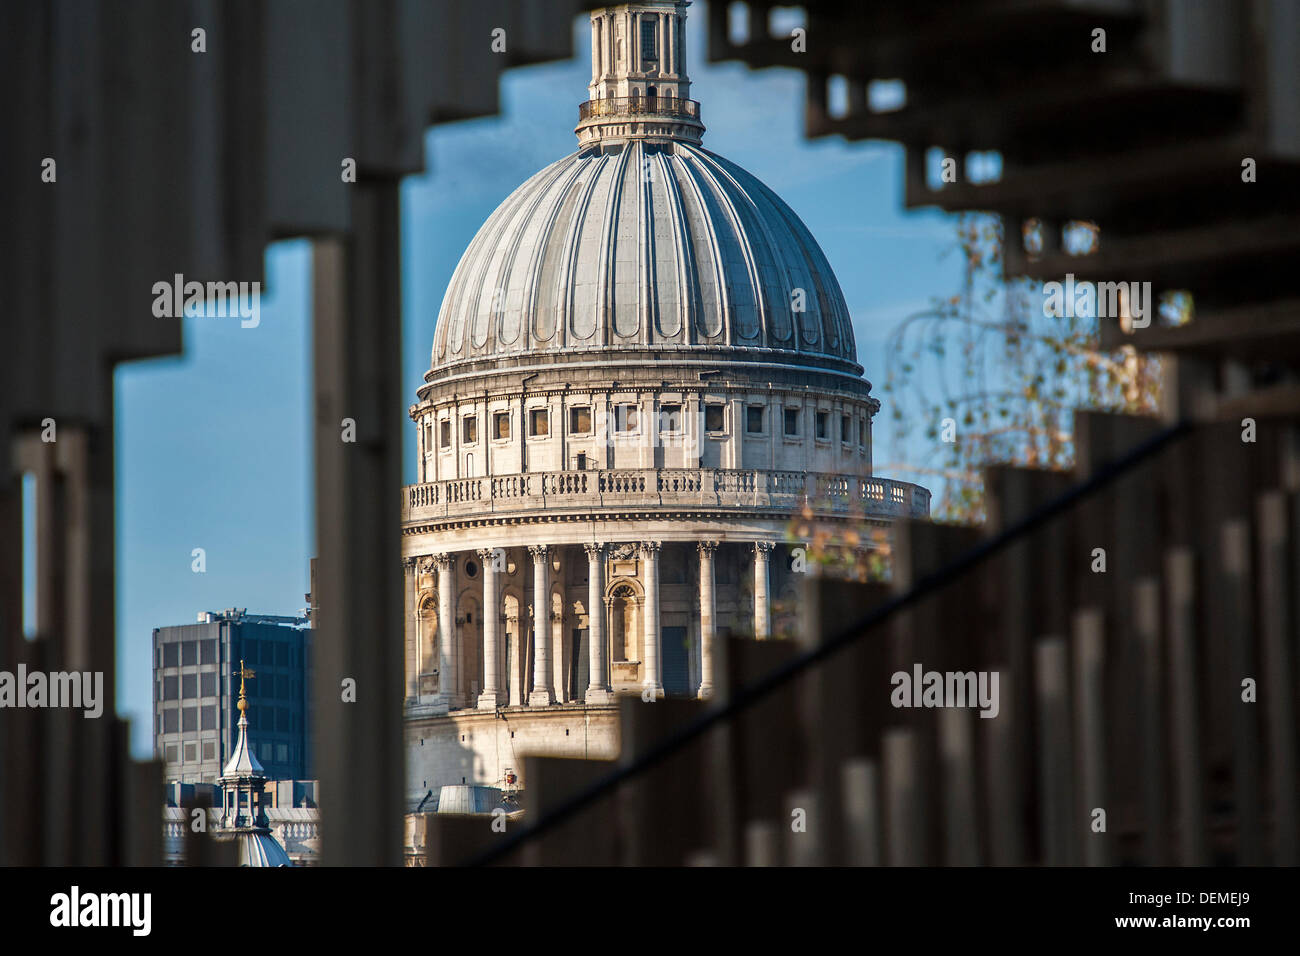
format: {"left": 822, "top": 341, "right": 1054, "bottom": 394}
{"left": 215, "top": 661, "right": 293, "bottom": 866}
{"left": 577, "top": 1, "right": 702, "bottom": 147}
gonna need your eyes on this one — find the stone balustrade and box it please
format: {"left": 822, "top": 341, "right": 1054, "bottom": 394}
{"left": 403, "top": 468, "right": 930, "bottom": 523}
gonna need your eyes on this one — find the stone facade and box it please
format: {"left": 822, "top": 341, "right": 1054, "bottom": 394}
{"left": 401, "top": 0, "right": 928, "bottom": 805}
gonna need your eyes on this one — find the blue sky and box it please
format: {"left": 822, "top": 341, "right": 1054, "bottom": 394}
{"left": 111, "top": 9, "right": 962, "bottom": 755}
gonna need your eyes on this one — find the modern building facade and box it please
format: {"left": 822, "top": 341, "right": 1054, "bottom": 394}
{"left": 152, "top": 609, "right": 312, "bottom": 785}
{"left": 401, "top": 0, "right": 929, "bottom": 801}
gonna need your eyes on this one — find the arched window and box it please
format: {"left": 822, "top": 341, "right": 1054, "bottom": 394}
{"left": 609, "top": 583, "right": 638, "bottom": 662}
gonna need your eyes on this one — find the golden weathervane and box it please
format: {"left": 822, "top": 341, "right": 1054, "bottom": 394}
{"left": 236, "top": 658, "right": 256, "bottom": 712}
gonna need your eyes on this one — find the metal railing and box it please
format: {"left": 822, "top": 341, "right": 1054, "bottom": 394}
{"left": 578, "top": 95, "right": 701, "bottom": 121}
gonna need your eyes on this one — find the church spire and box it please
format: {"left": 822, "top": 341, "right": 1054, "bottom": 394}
{"left": 221, "top": 659, "right": 266, "bottom": 823}
{"left": 214, "top": 659, "right": 293, "bottom": 864}
{"left": 576, "top": 2, "right": 704, "bottom": 148}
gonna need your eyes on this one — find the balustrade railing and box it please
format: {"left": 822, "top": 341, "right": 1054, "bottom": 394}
{"left": 404, "top": 468, "right": 930, "bottom": 520}
{"left": 578, "top": 96, "right": 701, "bottom": 121}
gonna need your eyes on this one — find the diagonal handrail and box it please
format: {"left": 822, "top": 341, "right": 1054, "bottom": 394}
{"left": 462, "top": 419, "right": 1194, "bottom": 866}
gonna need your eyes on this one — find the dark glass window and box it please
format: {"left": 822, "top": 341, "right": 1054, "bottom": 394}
{"left": 462, "top": 416, "right": 478, "bottom": 444}
{"left": 182, "top": 706, "right": 197, "bottom": 732}
{"left": 569, "top": 406, "right": 591, "bottom": 434}
{"left": 784, "top": 408, "right": 800, "bottom": 436}
{"left": 705, "top": 405, "right": 725, "bottom": 432}
{"left": 746, "top": 406, "right": 764, "bottom": 433}
{"left": 529, "top": 408, "right": 549, "bottom": 436}
{"left": 641, "top": 19, "right": 657, "bottom": 60}
{"left": 201, "top": 639, "right": 217, "bottom": 665}
{"left": 201, "top": 706, "right": 216, "bottom": 731}
{"left": 184, "top": 743, "right": 196, "bottom": 763}
{"left": 163, "top": 708, "right": 178, "bottom": 733}
{"left": 163, "top": 643, "right": 179, "bottom": 667}
{"left": 659, "top": 404, "right": 682, "bottom": 432}
{"left": 494, "top": 412, "right": 511, "bottom": 440}
{"left": 815, "top": 411, "right": 829, "bottom": 440}
{"left": 182, "top": 641, "right": 198, "bottom": 666}
{"left": 203, "top": 741, "right": 216, "bottom": 761}
{"left": 841, "top": 414, "right": 852, "bottom": 443}
{"left": 439, "top": 419, "right": 451, "bottom": 448}
{"left": 615, "top": 405, "right": 638, "bottom": 433}
{"left": 181, "top": 674, "right": 196, "bottom": 698}
{"left": 162, "top": 676, "right": 178, "bottom": 700}
{"left": 201, "top": 672, "right": 216, "bottom": 697}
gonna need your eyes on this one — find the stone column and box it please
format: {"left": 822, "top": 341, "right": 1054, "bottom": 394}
{"left": 435, "top": 553, "right": 458, "bottom": 707}
{"left": 698, "top": 541, "right": 718, "bottom": 698}
{"left": 585, "top": 543, "right": 613, "bottom": 704}
{"left": 506, "top": 608, "right": 522, "bottom": 707}
{"left": 551, "top": 585, "right": 566, "bottom": 703}
{"left": 669, "top": 13, "right": 677, "bottom": 75}
{"left": 659, "top": 13, "right": 667, "bottom": 75}
{"left": 632, "top": 11, "right": 641, "bottom": 73}
{"left": 641, "top": 541, "right": 663, "bottom": 697}
{"left": 605, "top": 15, "right": 615, "bottom": 81}
{"left": 403, "top": 557, "right": 418, "bottom": 700}
{"left": 677, "top": 12, "right": 686, "bottom": 77}
{"left": 528, "top": 545, "right": 554, "bottom": 706}
{"left": 477, "top": 549, "right": 501, "bottom": 709}
{"left": 754, "top": 541, "right": 772, "bottom": 641}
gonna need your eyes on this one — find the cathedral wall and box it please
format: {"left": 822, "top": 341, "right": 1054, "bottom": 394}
{"left": 406, "top": 704, "right": 620, "bottom": 803}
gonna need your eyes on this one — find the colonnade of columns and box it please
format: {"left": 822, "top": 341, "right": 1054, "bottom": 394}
{"left": 590, "top": 7, "right": 684, "bottom": 91}
{"left": 418, "top": 539, "right": 778, "bottom": 710}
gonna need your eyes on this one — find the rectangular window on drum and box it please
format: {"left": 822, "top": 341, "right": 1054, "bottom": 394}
{"left": 659, "top": 404, "right": 682, "bottom": 433}
{"left": 641, "top": 20, "right": 657, "bottom": 61}
{"left": 705, "top": 404, "right": 726, "bottom": 432}
{"left": 569, "top": 406, "right": 592, "bottom": 434}
{"left": 784, "top": 408, "right": 800, "bottom": 437}
{"left": 615, "top": 405, "right": 639, "bottom": 433}
{"left": 529, "top": 408, "right": 549, "bottom": 437}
